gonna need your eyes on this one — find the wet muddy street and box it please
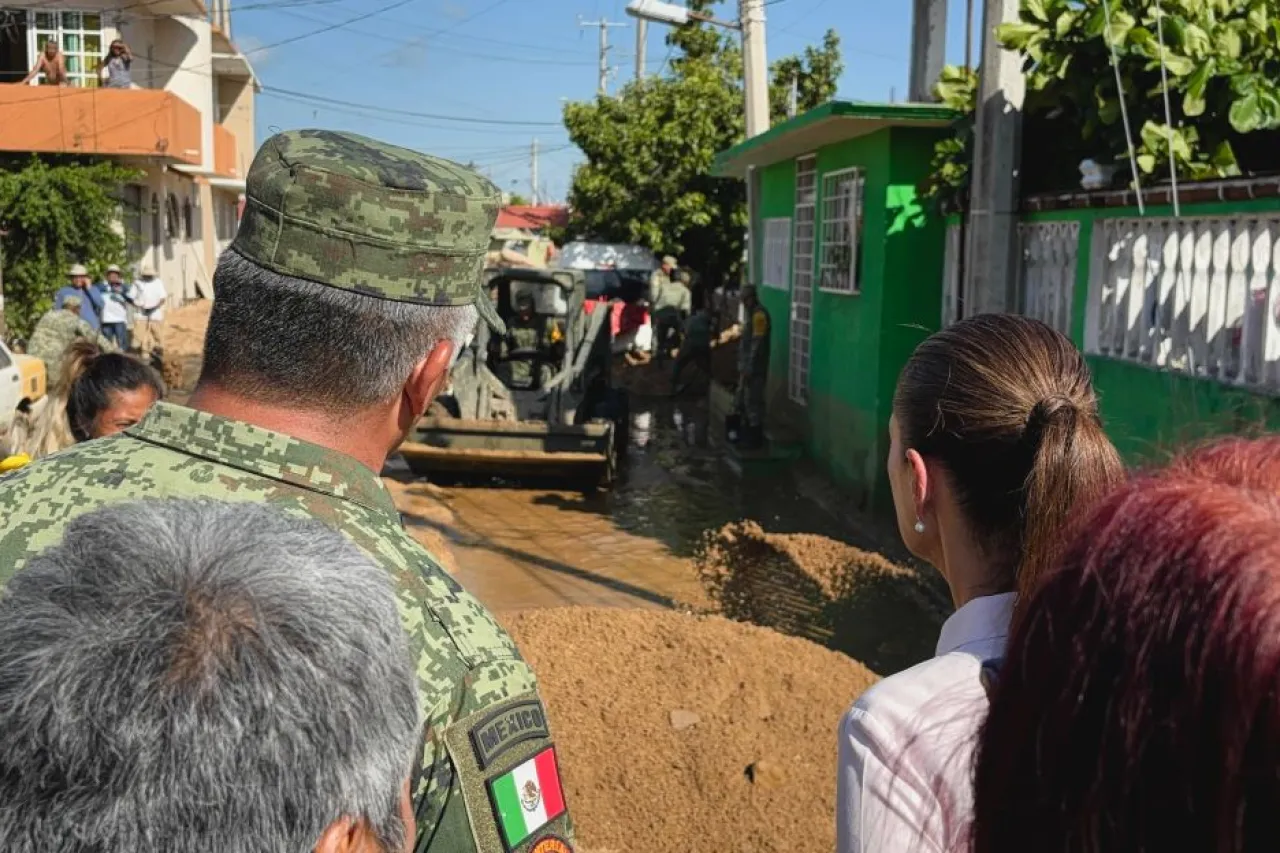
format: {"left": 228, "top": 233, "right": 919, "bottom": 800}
{"left": 386, "top": 396, "right": 865, "bottom": 613}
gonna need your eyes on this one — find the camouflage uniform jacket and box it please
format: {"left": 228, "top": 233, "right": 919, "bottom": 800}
{"left": 0, "top": 402, "right": 571, "bottom": 853}
{"left": 26, "top": 309, "right": 116, "bottom": 380}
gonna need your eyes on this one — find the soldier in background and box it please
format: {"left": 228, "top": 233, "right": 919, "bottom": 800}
{"left": 0, "top": 130, "right": 572, "bottom": 853}
{"left": 496, "top": 291, "right": 563, "bottom": 389}
{"left": 652, "top": 269, "right": 693, "bottom": 364}
{"left": 648, "top": 254, "right": 678, "bottom": 304}
{"left": 26, "top": 294, "right": 116, "bottom": 385}
{"left": 734, "top": 284, "right": 771, "bottom": 450}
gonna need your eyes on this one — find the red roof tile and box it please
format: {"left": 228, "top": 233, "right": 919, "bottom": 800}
{"left": 496, "top": 205, "right": 570, "bottom": 231}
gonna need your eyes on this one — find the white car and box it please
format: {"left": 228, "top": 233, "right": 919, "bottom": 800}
{"left": 0, "top": 339, "right": 46, "bottom": 443}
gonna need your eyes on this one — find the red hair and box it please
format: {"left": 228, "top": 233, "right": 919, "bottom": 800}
{"left": 972, "top": 435, "right": 1280, "bottom": 853}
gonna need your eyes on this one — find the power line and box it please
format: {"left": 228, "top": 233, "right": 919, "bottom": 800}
{"left": 264, "top": 85, "right": 561, "bottom": 127}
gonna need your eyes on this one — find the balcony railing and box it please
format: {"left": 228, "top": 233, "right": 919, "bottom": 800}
{"left": 0, "top": 85, "right": 202, "bottom": 164}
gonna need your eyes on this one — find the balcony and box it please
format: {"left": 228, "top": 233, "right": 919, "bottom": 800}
{"left": 0, "top": 85, "right": 202, "bottom": 165}
{"left": 213, "top": 123, "right": 239, "bottom": 178}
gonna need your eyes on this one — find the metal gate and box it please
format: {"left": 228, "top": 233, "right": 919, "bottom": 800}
{"left": 789, "top": 156, "right": 817, "bottom": 404}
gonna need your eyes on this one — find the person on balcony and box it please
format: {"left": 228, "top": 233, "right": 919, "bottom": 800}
{"left": 23, "top": 41, "right": 68, "bottom": 86}
{"left": 99, "top": 40, "right": 133, "bottom": 89}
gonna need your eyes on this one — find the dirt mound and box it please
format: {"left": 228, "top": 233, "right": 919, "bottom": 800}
{"left": 696, "top": 521, "right": 949, "bottom": 676}
{"left": 160, "top": 300, "right": 212, "bottom": 393}
{"left": 506, "top": 607, "right": 877, "bottom": 853}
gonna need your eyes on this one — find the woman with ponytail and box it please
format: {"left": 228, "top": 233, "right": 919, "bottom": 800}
{"left": 836, "top": 314, "right": 1124, "bottom": 853}
{"left": 24, "top": 341, "right": 165, "bottom": 458}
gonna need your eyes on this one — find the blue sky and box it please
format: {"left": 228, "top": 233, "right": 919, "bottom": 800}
{"left": 234, "top": 0, "right": 974, "bottom": 202}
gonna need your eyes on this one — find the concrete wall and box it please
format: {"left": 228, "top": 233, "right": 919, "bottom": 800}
{"left": 152, "top": 15, "right": 213, "bottom": 172}
{"left": 216, "top": 75, "right": 254, "bottom": 176}
{"left": 751, "top": 127, "right": 949, "bottom": 509}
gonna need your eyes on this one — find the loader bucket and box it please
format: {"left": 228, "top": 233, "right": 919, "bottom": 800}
{"left": 399, "top": 417, "right": 617, "bottom": 489}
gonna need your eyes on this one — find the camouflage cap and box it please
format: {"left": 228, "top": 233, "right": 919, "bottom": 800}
{"left": 232, "top": 129, "right": 506, "bottom": 333}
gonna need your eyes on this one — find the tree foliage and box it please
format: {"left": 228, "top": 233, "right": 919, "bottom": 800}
{"left": 997, "top": 0, "right": 1280, "bottom": 188}
{"left": 0, "top": 156, "right": 140, "bottom": 338}
{"left": 918, "top": 65, "right": 978, "bottom": 212}
{"left": 557, "top": 1, "right": 842, "bottom": 288}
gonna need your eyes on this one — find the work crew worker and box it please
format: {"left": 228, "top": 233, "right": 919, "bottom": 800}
{"left": 649, "top": 254, "right": 678, "bottom": 304}
{"left": 671, "top": 305, "right": 712, "bottom": 395}
{"left": 734, "top": 284, "right": 770, "bottom": 449}
{"left": 54, "top": 263, "right": 105, "bottom": 330}
{"left": 497, "top": 291, "right": 563, "bottom": 389}
{"left": 0, "top": 130, "right": 572, "bottom": 853}
{"left": 26, "top": 293, "right": 117, "bottom": 386}
{"left": 652, "top": 269, "right": 693, "bottom": 363}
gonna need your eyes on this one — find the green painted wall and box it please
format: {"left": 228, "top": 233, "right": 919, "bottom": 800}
{"left": 753, "top": 158, "right": 797, "bottom": 424}
{"left": 747, "top": 126, "right": 949, "bottom": 508}
{"left": 805, "top": 130, "right": 892, "bottom": 504}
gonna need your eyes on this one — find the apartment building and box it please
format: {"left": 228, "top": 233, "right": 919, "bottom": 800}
{"left": 0, "top": 0, "right": 257, "bottom": 305}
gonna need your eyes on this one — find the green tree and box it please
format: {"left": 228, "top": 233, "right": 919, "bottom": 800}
{"left": 557, "top": 1, "right": 841, "bottom": 289}
{"left": 507, "top": 193, "right": 532, "bottom": 207}
{"left": 0, "top": 156, "right": 140, "bottom": 338}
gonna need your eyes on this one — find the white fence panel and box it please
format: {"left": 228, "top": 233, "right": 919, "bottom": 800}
{"left": 1090, "top": 215, "right": 1280, "bottom": 390}
{"left": 1017, "top": 221, "right": 1079, "bottom": 336}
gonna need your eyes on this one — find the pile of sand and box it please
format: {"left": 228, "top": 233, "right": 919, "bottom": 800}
{"left": 160, "top": 299, "right": 212, "bottom": 393}
{"left": 696, "top": 521, "right": 949, "bottom": 676}
{"left": 506, "top": 607, "right": 878, "bottom": 853}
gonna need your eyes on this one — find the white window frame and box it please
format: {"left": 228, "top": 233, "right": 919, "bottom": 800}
{"left": 25, "top": 9, "right": 106, "bottom": 89}
{"left": 762, "top": 217, "right": 791, "bottom": 290}
{"left": 818, "top": 167, "right": 865, "bottom": 295}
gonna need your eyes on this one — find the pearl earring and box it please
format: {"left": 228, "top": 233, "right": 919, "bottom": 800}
{"left": 913, "top": 520, "right": 926, "bottom": 534}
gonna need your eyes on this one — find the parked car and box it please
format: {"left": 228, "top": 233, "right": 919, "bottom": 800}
{"left": 0, "top": 338, "right": 46, "bottom": 443}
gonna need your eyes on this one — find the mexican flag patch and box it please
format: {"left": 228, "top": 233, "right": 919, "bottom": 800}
{"left": 488, "top": 746, "right": 566, "bottom": 849}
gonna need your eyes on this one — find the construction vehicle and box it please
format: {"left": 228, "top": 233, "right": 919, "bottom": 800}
{"left": 399, "top": 267, "right": 629, "bottom": 489}
{"left": 0, "top": 338, "right": 48, "bottom": 457}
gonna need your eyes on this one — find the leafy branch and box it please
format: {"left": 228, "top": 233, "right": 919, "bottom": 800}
{"left": 996, "top": 0, "right": 1280, "bottom": 186}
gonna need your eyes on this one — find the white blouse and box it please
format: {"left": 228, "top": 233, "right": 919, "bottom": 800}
{"left": 836, "top": 592, "right": 1014, "bottom": 853}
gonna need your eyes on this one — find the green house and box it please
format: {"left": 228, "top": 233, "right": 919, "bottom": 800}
{"left": 714, "top": 100, "right": 959, "bottom": 510}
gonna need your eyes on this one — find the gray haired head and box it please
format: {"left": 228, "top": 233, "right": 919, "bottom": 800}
{"left": 201, "top": 248, "right": 478, "bottom": 413}
{"left": 0, "top": 499, "right": 421, "bottom": 853}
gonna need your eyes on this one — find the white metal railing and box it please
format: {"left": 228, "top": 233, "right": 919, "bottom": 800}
{"left": 1018, "top": 221, "right": 1079, "bottom": 336}
{"left": 942, "top": 222, "right": 962, "bottom": 327}
{"left": 1087, "top": 215, "right": 1280, "bottom": 390}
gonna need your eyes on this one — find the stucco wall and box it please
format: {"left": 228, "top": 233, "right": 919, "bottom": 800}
{"left": 749, "top": 126, "right": 949, "bottom": 509}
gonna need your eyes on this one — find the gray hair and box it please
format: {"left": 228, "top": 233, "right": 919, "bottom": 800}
{"left": 202, "top": 248, "right": 478, "bottom": 411}
{"left": 0, "top": 499, "right": 422, "bottom": 853}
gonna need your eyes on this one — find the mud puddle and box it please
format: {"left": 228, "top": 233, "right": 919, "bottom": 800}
{"left": 391, "top": 397, "right": 888, "bottom": 614}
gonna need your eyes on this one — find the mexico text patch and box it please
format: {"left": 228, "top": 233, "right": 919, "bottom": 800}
{"left": 486, "top": 746, "right": 566, "bottom": 849}
{"left": 470, "top": 698, "right": 550, "bottom": 770}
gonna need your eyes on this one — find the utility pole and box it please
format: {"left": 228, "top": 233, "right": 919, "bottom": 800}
{"left": 625, "top": 0, "right": 768, "bottom": 136}
{"left": 530, "top": 138, "right": 539, "bottom": 206}
{"left": 740, "top": 0, "right": 768, "bottom": 137}
{"left": 908, "top": 0, "right": 947, "bottom": 102}
{"left": 963, "top": 0, "right": 1025, "bottom": 316}
{"left": 579, "top": 17, "right": 628, "bottom": 97}
{"left": 635, "top": 18, "right": 647, "bottom": 83}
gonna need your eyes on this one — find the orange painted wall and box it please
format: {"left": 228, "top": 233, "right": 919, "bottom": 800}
{"left": 0, "top": 86, "right": 201, "bottom": 164}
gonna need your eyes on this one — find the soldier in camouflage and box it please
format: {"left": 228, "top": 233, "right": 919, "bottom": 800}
{"left": 26, "top": 293, "right": 117, "bottom": 386}
{"left": 0, "top": 130, "right": 573, "bottom": 853}
{"left": 496, "top": 292, "right": 563, "bottom": 389}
